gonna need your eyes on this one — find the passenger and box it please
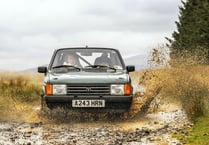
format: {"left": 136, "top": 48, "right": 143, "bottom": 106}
{"left": 94, "top": 53, "right": 111, "bottom": 66}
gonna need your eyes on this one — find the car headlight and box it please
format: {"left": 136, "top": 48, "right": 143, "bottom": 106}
{"left": 110, "top": 84, "right": 131, "bottom": 95}
{"left": 53, "top": 85, "right": 67, "bottom": 95}
{"left": 111, "top": 84, "right": 124, "bottom": 95}
{"left": 45, "top": 84, "right": 67, "bottom": 95}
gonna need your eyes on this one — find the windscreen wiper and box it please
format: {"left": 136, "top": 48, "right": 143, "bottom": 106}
{"left": 52, "top": 65, "right": 81, "bottom": 71}
{"left": 85, "top": 65, "right": 116, "bottom": 71}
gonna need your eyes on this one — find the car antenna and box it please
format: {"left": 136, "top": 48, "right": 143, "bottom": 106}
{"left": 85, "top": 45, "right": 88, "bottom": 48}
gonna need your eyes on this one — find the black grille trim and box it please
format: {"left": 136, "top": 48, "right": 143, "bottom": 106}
{"left": 67, "top": 84, "right": 110, "bottom": 95}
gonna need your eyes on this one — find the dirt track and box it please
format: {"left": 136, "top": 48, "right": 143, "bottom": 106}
{"left": 0, "top": 103, "right": 191, "bottom": 145}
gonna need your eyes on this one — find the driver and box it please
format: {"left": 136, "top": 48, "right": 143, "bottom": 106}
{"left": 63, "top": 53, "right": 81, "bottom": 67}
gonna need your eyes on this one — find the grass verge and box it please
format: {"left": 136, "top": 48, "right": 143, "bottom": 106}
{"left": 173, "top": 114, "right": 209, "bottom": 145}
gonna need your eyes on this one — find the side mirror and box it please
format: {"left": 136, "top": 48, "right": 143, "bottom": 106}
{"left": 38, "top": 66, "right": 47, "bottom": 73}
{"left": 126, "top": 65, "right": 135, "bottom": 72}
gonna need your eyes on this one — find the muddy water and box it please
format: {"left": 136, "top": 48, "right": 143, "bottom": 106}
{"left": 0, "top": 103, "right": 189, "bottom": 145}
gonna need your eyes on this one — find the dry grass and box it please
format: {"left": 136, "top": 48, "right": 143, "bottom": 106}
{"left": 141, "top": 46, "right": 209, "bottom": 120}
{"left": 142, "top": 66, "right": 209, "bottom": 118}
{"left": 0, "top": 71, "right": 43, "bottom": 121}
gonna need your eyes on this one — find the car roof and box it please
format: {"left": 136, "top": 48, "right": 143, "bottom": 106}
{"left": 55, "top": 47, "right": 119, "bottom": 52}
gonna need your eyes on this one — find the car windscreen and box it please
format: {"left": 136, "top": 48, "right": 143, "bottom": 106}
{"left": 50, "top": 48, "right": 125, "bottom": 71}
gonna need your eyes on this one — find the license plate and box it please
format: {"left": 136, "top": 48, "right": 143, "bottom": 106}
{"left": 72, "top": 100, "right": 105, "bottom": 107}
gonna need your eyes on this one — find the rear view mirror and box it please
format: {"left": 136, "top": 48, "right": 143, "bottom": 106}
{"left": 80, "top": 51, "right": 92, "bottom": 56}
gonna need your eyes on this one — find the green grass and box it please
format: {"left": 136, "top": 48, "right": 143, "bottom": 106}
{"left": 174, "top": 114, "right": 209, "bottom": 145}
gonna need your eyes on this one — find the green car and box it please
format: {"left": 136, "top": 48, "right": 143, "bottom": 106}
{"left": 38, "top": 47, "right": 135, "bottom": 112}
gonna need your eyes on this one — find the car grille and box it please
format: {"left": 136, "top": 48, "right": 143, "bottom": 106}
{"left": 67, "top": 84, "right": 110, "bottom": 95}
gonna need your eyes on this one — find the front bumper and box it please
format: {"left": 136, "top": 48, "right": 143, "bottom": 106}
{"left": 44, "top": 95, "right": 133, "bottom": 112}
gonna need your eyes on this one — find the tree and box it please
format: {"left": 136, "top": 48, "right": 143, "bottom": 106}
{"left": 166, "top": 0, "right": 209, "bottom": 63}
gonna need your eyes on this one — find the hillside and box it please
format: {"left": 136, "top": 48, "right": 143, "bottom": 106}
{"left": 124, "top": 54, "right": 148, "bottom": 69}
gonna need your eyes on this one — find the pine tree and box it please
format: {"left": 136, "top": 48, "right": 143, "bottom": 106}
{"left": 167, "top": 0, "right": 209, "bottom": 62}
